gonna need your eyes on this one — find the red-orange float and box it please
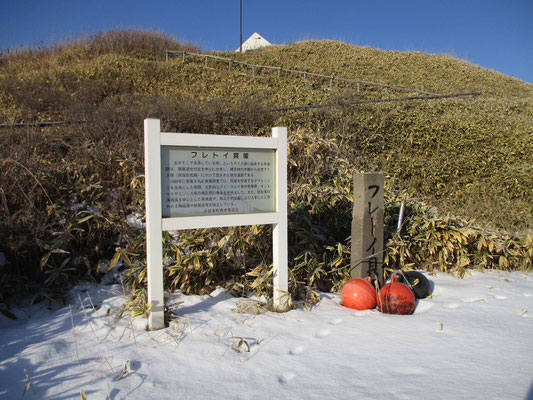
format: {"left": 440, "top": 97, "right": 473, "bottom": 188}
{"left": 378, "top": 275, "right": 416, "bottom": 315}
{"left": 341, "top": 277, "right": 377, "bottom": 310}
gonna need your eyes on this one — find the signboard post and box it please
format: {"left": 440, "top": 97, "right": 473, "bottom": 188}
{"left": 144, "top": 119, "right": 288, "bottom": 330}
{"left": 350, "top": 172, "right": 384, "bottom": 284}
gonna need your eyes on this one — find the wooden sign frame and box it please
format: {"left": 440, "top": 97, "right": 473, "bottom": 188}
{"left": 144, "top": 119, "right": 288, "bottom": 329}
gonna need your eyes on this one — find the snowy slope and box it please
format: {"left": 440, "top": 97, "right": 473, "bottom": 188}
{"left": 1, "top": 270, "right": 532, "bottom": 400}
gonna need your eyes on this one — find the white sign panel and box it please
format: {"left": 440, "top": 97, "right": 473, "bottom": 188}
{"left": 144, "top": 119, "right": 288, "bottom": 330}
{"left": 161, "top": 147, "right": 275, "bottom": 217}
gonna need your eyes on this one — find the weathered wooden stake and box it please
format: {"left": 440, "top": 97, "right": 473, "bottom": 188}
{"left": 350, "top": 173, "right": 384, "bottom": 284}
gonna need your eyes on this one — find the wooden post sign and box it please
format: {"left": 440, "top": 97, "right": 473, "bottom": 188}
{"left": 144, "top": 119, "right": 288, "bottom": 330}
{"left": 350, "top": 172, "right": 384, "bottom": 284}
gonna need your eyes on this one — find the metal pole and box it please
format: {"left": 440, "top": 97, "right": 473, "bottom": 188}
{"left": 240, "top": 0, "right": 243, "bottom": 52}
{"left": 396, "top": 202, "right": 405, "bottom": 233}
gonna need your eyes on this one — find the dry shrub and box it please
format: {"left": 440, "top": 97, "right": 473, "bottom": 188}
{"left": 1, "top": 31, "right": 532, "bottom": 309}
{"left": 1, "top": 29, "right": 199, "bottom": 63}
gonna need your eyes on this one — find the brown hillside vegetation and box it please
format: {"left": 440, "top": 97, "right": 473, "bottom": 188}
{"left": 0, "top": 30, "right": 531, "bottom": 308}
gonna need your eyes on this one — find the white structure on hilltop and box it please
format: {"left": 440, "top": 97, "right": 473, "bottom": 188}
{"left": 236, "top": 32, "right": 271, "bottom": 52}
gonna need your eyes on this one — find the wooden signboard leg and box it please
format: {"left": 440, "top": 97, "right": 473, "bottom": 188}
{"left": 272, "top": 127, "right": 289, "bottom": 311}
{"left": 144, "top": 119, "right": 165, "bottom": 330}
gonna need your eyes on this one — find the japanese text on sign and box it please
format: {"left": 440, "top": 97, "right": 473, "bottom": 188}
{"left": 365, "top": 184, "right": 380, "bottom": 277}
{"left": 161, "top": 146, "right": 275, "bottom": 217}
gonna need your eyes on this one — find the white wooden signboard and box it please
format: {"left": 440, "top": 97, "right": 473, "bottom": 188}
{"left": 144, "top": 119, "right": 288, "bottom": 330}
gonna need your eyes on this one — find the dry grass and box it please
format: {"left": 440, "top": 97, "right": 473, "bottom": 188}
{"left": 0, "top": 31, "right": 531, "bottom": 308}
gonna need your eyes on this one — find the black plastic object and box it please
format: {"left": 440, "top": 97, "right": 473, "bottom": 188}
{"left": 398, "top": 271, "right": 431, "bottom": 299}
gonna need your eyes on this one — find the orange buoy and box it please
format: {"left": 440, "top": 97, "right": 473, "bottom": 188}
{"left": 378, "top": 275, "right": 416, "bottom": 315}
{"left": 341, "top": 277, "right": 377, "bottom": 310}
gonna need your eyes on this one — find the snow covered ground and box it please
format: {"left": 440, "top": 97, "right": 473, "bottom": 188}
{"left": 1, "top": 270, "right": 532, "bottom": 400}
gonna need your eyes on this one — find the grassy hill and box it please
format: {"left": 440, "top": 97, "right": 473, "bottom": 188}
{"left": 0, "top": 30, "right": 531, "bottom": 307}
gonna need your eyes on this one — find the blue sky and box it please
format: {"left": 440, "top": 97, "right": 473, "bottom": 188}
{"left": 1, "top": 0, "right": 532, "bottom": 84}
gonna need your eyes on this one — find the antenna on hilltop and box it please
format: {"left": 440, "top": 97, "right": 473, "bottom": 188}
{"left": 240, "top": 0, "right": 243, "bottom": 53}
